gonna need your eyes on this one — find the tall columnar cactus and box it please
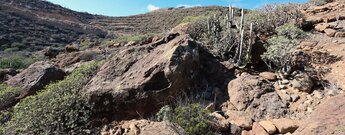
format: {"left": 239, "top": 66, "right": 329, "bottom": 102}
{"left": 229, "top": 8, "right": 255, "bottom": 68}
{"left": 206, "top": 7, "right": 255, "bottom": 65}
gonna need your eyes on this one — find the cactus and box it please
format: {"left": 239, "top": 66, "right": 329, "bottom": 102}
{"left": 231, "top": 8, "right": 255, "bottom": 68}
{"left": 205, "top": 7, "right": 255, "bottom": 65}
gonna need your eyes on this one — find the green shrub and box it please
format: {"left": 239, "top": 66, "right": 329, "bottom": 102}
{"left": 261, "top": 36, "right": 296, "bottom": 69}
{"left": 4, "top": 61, "right": 101, "bottom": 134}
{"left": 156, "top": 103, "right": 212, "bottom": 135}
{"left": 245, "top": 3, "right": 304, "bottom": 35}
{"left": 309, "top": 0, "right": 333, "bottom": 6}
{"left": 0, "top": 55, "right": 43, "bottom": 69}
{"left": 261, "top": 24, "right": 306, "bottom": 69}
{"left": 186, "top": 17, "right": 208, "bottom": 40}
{"left": 275, "top": 23, "right": 306, "bottom": 39}
{"left": 0, "top": 84, "right": 21, "bottom": 111}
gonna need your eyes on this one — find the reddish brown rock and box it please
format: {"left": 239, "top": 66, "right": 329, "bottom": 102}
{"left": 228, "top": 74, "right": 287, "bottom": 121}
{"left": 272, "top": 118, "right": 299, "bottom": 134}
{"left": 314, "top": 23, "right": 330, "bottom": 32}
{"left": 228, "top": 74, "right": 273, "bottom": 111}
{"left": 226, "top": 110, "right": 253, "bottom": 130}
{"left": 252, "top": 122, "right": 269, "bottom": 135}
{"left": 241, "top": 130, "right": 252, "bottom": 135}
{"left": 324, "top": 28, "right": 337, "bottom": 37}
{"left": 6, "top": 61, "right": 66, "bottom": 99}
{"left": 259, "top": 121, "right": 277, "bottom": 135}
{"left": 85, "top": 34, "right": 200, "bottom": 120}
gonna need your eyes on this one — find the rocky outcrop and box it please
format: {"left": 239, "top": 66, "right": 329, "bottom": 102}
{"left": 5, "top": 61, "right": 66, "bottom": 99}
{"left": 296, "top": 94, "right": 345, "bottom": 135}
{"left": 85, "top": 34, "right": 200, "bottom": 120}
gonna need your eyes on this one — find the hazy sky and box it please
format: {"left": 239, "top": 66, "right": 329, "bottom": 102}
{"left": 47, "top": 0, "right": 308, "bottom": 16}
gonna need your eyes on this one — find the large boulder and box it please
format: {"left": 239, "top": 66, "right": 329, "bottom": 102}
{"left": 85, "top": 34, "right": 200, "bottom": 120}
{"left": 246, "top": 92, "right": 288, "bottom": 121}
{"left": 228, "top": 74, "right": 287, "bottom": 121}
{"left": 228, "top": 73, "right": 273, "bottom": 111}
{"left": 6, "top": 61, "right": 66, "bottom": 99}
{"left": 296, "top": 94, "right": 345, "bottom": 135}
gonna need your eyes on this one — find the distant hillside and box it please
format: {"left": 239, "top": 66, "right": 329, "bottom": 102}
{"left": 0, "top": 0, "right": 229, "bottom": 51}
{"left": 93, "top": 6, "right": 228, "bottom": 35}
{"left": 0, "top": 0, "right": 105, "bottom": 51}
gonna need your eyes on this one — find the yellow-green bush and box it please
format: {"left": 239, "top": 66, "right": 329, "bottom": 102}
{"left": 275, "top": 23, "right": 306, "bottom": 40}
{"left": 0, "top": 55, "right": 43, "bottom": 69}
{"left": 0, "top": 84, "right": 21, "bottom": 111}
{"left": 261, "top": 24, "right": 306, "bottom": 69}
{"left": 4, "top": 61, "right": 101, "bottom": 134}
{"left": 156, "top": 103, "right": 212, "bottom": 135}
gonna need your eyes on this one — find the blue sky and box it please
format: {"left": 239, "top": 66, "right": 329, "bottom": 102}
{"left": 47, "top": 0, "right": 308, "bottom": 17}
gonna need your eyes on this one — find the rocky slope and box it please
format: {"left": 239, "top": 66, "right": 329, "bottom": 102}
{"left": 1, "top": 0, "right": 345, "bottom": 135}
